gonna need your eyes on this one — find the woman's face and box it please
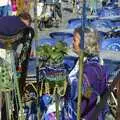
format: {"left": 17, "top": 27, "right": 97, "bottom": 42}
{"left": 73, "top": 32, "right": 80, "bottom": 54}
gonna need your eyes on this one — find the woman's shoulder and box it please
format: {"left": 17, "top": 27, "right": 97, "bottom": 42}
{"left": 85, "top": 54, "right": 104, "bottom": 65}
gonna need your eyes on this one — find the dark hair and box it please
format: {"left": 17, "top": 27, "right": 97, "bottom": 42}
{"left": 18, "top": 12, "right": 32, "bottom": 24}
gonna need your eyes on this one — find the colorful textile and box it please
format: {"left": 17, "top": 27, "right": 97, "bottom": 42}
{"left": 62, "top": 55, "right": 108, "bottom": 120}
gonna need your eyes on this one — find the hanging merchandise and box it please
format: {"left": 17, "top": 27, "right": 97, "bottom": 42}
{"left": 0, "top": 58, "right": 12, "bottom": 91}
{"left": 90, "top": 19, "right": 113, "bottom": 33}
{"left": 35, "top": 40, "right": 68, "bottom": 120}
{"left": 16, "top": 0, "right": 25, "bottom": 14}
{"left": 36, "top": 40, "right": 68, "bottom": 96}
{"left": 11, "top": 0, "right": 17, "bottom": 15}
{"left": 98, "top": 7, "right": 120, "bottom": 18}
{"left": 24, "top": 0, "right": 31, "bottom": 12}
{"left": 89, "top": 0, "right": 97, "bottom": 14}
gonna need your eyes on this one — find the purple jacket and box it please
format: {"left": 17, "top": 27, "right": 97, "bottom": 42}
{"left": 62, "top": 56, "right": 108, "bottom": 120}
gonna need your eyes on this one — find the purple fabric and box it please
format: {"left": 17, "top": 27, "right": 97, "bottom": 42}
{"left": 84, "top": 63, "right": 107, "bottom": 94}
{"left": 81, "top": 92, "right": 97, "bottom": 117}
{"left": 70, "top": 63, "right": 107, "bottom": 100}
{"left": 62, "top": 56, "right": 108, "bottom": 119}
{"left": 0, "top": 16, "right": 26, "bottom": 36}
{"left": 45, "top": 112, "right": 56, "bottom": 120}
{"left": 84, "top": 105, "right": 96, "bottom": 120}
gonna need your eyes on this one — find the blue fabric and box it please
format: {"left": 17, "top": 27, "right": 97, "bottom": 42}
{"left": 30, "top": 101, "right": 37, "bottom": 114}
{"left": 103, "top": 59, "right": 119, "bottom": 78}
{"left": 98, "top": 7, "right": 119, "bottom": 17}
{"left": 29, "top": 114, "right": 37, "bottom": 120}
{"left": 24, "top": 100, "right": 37, "bottom": 120}
{"left": 64, "top": 37, "right": 73, "bottom": 47}
{"left": 0, "top": 43, "right": 4, "bottom": 48}
{"left": 39, "top": 94, "right": 52, "bottom": 112}
{"left": 24, "top": 105, "right": 30, "bottom": 119}
{"left": 0, "top": 16, "right": 26, "bottom": 36}
{"left": 90, "top": 19, "right": 113, "bottom": 32}
{"left": 114, "top": 21, "right": 120, "bottom": 28}
{"left": 49, "top": 32, "right": 73, "bottom": 47}
{"left": 67, "top": 18, "right": 82, "bottom": 29}
{"left": 110, "top": 0, "right": 118, "bottom": 3}
{"left": 27, "top": 58, "right": 36, "bottom": 75}
{"left": 100, "top": 37, "right": 120, "bottom": 77}
{"left": 49, "top": 32, "right": 73, "bottom": 40}
{"left": 0, "top": 5, "right": 9, "bottom": 17}
{"left": 100, "top": 37, "right": 120, "bottom": 51}
{"left": 7, "top": 5, "right": 12, "bottom": 16}
{"left": 63, "top": 56, "right": 78, "bottom": 72}
{"left": 39, "top": 37, "right": 56, "bottom": 46}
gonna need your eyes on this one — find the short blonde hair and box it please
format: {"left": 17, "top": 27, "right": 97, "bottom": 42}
{"left": 74, "top": 27, "right": 100, "bottom": 54}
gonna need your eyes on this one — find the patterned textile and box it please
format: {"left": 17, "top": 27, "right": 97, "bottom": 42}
{"left": 0, "top": 57, "right": 12, "bottom": 91}
{"left": 37, "top": 56, "right": 109, "bottom": 120}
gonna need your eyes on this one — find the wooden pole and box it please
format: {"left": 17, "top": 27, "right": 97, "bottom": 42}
{"left": 77, "top": 0, "right": 86, "bottom": 119}
{"left": 77, "top": 51, "right": 84, "bottom": 120}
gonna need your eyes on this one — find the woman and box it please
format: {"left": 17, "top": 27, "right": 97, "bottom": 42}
{"left": 62, "top": 27, "right": 110, "bottom": 120}
{"left": 72, "top": 27, "right": 100, "bottom": 55}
